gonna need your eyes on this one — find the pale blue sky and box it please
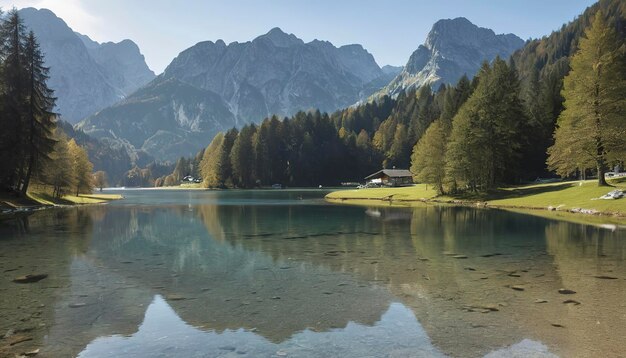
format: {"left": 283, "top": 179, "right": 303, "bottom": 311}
{"left": 2, "top": 0, "right": 597, "bottom": 73}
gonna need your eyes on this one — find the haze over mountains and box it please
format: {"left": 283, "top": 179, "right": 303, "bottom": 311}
{"left": 19, "top": 7, "right": 155, "bottom": 123}
{"left": 77, "top": 27, "right": 403, "bottom": 160}
{"left": 18, "top": 7, "right": 526, "bottom": 162}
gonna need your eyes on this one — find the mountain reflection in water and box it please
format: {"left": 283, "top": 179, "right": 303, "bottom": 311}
{"left": 79, "top": 297, "right": 445, "bottom": 358}
{"left": 0, "top": 189, "right": 624, "bottom": 357}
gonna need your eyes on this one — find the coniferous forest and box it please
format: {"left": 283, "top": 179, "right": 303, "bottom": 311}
{"left": 153, "top": 0, "right": 624, "bottom": 192}
{"left": 1, "top": 0, "right": 625, "bottom": 194}
{"left": 0, "top": 9, "right": 95, "bottom": 198}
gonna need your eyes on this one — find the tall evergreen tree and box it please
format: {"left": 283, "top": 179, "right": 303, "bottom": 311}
{"left": 230, "top": 124, "right": 257, "bottom": 188}
{"left": 548, "top": 12, "right": 626, "bottom": 186}
{"left": 0, "top": 9, "right": 26, "bottom": 189}
{"left": 446, "top": 59, "right": 527, "bottom": 191}
{"left": 20, "top": 31, "right": 57, "bottom": 194}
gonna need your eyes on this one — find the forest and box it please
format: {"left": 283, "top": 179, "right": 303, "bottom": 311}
{"left": 2, "top": 0, "right": 625, "bottom": 194}
{"left": 161, "top": 0, "right": 625, "bottom": 192}
{"left": 0, "top": 9, "right": 95, "bottom": 199}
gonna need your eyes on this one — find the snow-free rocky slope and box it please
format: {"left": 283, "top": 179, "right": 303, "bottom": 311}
{"left": 379, "top": 17, "right": 524, "bottom": 97}
{"left": 19, "top": 8, "right": 155, "bottom": 123}
{"left": 79, "top": 28, "right": 396, "bottom": 160}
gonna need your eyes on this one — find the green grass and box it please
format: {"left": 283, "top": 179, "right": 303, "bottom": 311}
{"left": 27, "top": 192, "right": 122, "bottom": 205}
{"left": 326, "top": 180, "right": 626, "bottom": 218}
{"left": 178, "top": 183, "right": 203, "bottom": 189}
{"left": 481, "top": 180, "right": 626, "bottom": 213}
{"left": 325, "top": 184, "right": 438, "bottom": 201}
{"left": 63, "top": 194, "right": 123, "bottom": 204}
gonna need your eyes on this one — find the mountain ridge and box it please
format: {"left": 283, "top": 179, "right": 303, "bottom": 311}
{"left": 379, "top": 17, "right": 525, "bottom": 97}
{"left": 19, "top": 7, "right": 155, "bottom": 123}
{"left": 79, "top": 27, "right": 397, "bottom": 160}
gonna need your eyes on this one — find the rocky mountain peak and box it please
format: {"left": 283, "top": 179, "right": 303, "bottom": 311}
{"left": 82, "top": 29, "right": 394, "bottom": 160}
{"left": 258, "top": 27, "right": 303, "bottom": 47}
{"left": 20, "top": 7, "right": 79, "bottom": 42}
{"left": 19, "top": 7, "right": 155, "bottom": 123}
{"left": 379, "top": 17, "right": 524, "bottom": 97}
{"left": 424, "top": 17, "right": 522, "bottom": 55}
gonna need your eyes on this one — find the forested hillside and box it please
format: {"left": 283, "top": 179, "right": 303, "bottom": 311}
{"left": 0, "top": 9, "right": 95, "bottom": 198}
{"left": 177, "top": 0, "right": 625, "bottom": 190}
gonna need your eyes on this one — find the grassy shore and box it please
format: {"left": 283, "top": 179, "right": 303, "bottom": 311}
{"left": 326, "top": 180, "right": 626, "bottom": 219}
{"left": 0, "top": 190, "right": 122, "bottom": 213}
{"left": 326, "top": 184, "right": 438, "bottom": 201}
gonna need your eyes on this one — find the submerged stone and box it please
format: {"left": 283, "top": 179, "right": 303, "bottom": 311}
{"left": 12, "top": 274, "right": 48, "bottom": 284}
{"left": 558, "top": 289, "right": 576, "bottom": 294}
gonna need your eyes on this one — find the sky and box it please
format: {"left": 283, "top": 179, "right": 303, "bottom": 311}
{"left": 1, "top": 0, "right": 598, "bottom": 74}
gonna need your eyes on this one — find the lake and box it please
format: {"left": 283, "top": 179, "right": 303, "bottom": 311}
{"left": 1, "top": 189, "right": 625, "bottom": 357}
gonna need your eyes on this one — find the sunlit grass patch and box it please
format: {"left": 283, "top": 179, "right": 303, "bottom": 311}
{"left": 325, "top": 184, "right": 438, "bottom": 201}
{"left": 327, "top": 180, "right": 626, "bottom": 217}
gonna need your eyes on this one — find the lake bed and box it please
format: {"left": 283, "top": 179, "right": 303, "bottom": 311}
{"left": 1, "top": 189, "right": 625, "bottom": 357}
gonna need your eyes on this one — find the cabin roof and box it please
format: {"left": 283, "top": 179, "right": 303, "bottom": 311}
{"left": 364, "top": 169, "right": 413, "bottom": 180}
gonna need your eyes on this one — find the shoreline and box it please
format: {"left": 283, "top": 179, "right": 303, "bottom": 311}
{"left": 326, "top": 196, "right": 626, "bottom": 223}
{"left": 325, "top": 181, "right": 626, "bottom": 225}
{"left": 0, "top": 193, "right": 123, "bottom": 217}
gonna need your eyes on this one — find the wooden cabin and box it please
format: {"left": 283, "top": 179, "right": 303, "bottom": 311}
{"left": 364, "top": 169, "right": 414, "bottom": 187}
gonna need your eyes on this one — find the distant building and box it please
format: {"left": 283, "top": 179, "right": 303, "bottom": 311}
{"left": 364, "top": 169, "right": 414, "bottom": 187}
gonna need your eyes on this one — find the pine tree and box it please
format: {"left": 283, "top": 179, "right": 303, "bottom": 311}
{"left": 230, "top": 124, "right": 257, "bottom": 188}
{"left": 20, "top": 31, "right": 57, "bottom": 195}
{"left": 0, "top": 9, "right": 26, "bottom": 189}
{"left": 253, "top": 123, "right": 271, "bottom": 185}
{"left": 548, "top": 11, "right": 626, "bottom": 186}
{"left": 446, "top": 59, "right": 527, "bottom": 191}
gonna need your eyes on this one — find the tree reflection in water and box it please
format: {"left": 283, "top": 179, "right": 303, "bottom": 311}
{"left": 1, "top": 190, "right": 625, "bottom": 357}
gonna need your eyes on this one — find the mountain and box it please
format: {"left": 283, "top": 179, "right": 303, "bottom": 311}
{"left": 380, "top": 17, "right": 524, "bottom": 97}
{"left": 79, "top": 28, "right": 395, "bottom": 160}
{"left": 76, "top": 77, "right": 235, "bottom": 160}
{"left": 160, "top": 27, "right": 389, "bottom": 123}
{"left": 18, "top": 8, "right": 155, "bottom": 123}
{"left": 57, "top": 121, "right": 140, "bottom": 186}
{"left": 78, "top": 34, "right": 156, "bottom": 97}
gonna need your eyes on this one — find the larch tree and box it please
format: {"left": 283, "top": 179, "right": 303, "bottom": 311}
{"left": 93, "top": 171, "right": 107, "bottom": 191}
{"left": 49, "top": 139, "right": 75, "bottom": 198}
{"left": 68, "top": 139, "right": 94, "bottom": 195}
{"left": 548, "top": 11, "right": 626, "bottom": 186}
{"left": 411, "top": 119, "right": 447, "bottom": 194}
{"left": 200, "top": 132, "right": 227, "bottom": 188}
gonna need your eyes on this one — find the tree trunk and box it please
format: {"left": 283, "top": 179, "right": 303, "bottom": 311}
{"left": 593, "top": 81, "right": 608, "bottom": 187}
{"left": 595, "top": 132, "right": 608, "bottom": 186}
{"left": 597, "top": 164, "right": 608, "bottom": 186}
{"left": 21, "top": 154, "right": 35, "bottom": 195}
